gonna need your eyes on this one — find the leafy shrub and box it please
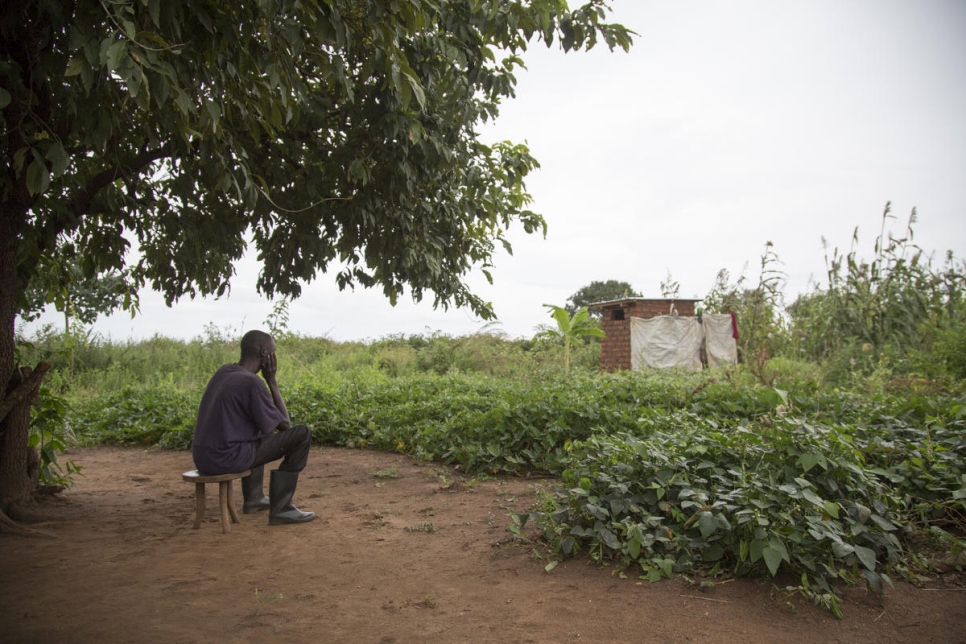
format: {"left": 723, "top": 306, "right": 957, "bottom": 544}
{"left": 71, "top": 383, "right": 198, "bottom": 448}
{"left": 765, "top": 357, "right": 824, "bottom": 389}
{"left": 851, "top": 395, "right": 966, "bottom": 534}
{"left": 528, "top": 417, "right": 905, "bottom": 617}
{"left": 927, "top": 322, "right": 966, "bottom": 381}
{"left": 289, "top": 370, "right": 699, "bottom": 475}
{"left": 29, "top": 386, "right": 82, "bottom": 488}
{"left": 373, "top": 345, "right": 419, "bottom": 377}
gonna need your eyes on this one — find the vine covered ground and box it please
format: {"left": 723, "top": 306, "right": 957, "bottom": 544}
{"left": 40, "top": 333, "right": 964, "bottom": 619}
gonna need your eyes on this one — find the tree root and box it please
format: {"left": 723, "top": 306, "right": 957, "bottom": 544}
{"left": 0, "top": 506, "right": 57, "bottom": 538}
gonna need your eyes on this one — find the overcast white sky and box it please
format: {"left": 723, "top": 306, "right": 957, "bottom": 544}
{"left": 23, "top": 0, "right": 966, "bottom": 343}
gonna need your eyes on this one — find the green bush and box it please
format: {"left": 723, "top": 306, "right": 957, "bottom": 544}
{"left": 765, "top": 357, "right": 824, "bottom": 389}
{"left": 529, "top": 416, "right": 907, "bottom": 617}
{"left": 71, "top": 383, "right": 198, "bottom": 448}
{"left": 929, "top": 322, "right": 966, "bottom": 380}
{"left": 29, "top": 386, "right": 82, "bottom": 488}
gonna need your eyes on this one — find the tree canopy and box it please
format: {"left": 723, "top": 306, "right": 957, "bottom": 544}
{"left": 0, "top": 1, "right": 633, "bottom": 509}
{"left": 566, "top": 279, "right": 640, "bottom": 316}
{"left": 4, "top": 0, "right": 632, "bottom": 316}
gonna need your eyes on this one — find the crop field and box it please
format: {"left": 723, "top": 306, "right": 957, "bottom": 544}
{"left": 21, "top": 326, "right": 965, "bottom": 618}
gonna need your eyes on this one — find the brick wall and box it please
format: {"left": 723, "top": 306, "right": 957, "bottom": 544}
{"left": 597, "top": 299, "right": 699, "bottom": 372}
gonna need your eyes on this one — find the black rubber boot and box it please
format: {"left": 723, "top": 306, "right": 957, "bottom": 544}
{"left": 269, "top": 470, "right": 316, "bottom": 525}
{"left": 241, "top": 465, "right": 271, "bottom": 514}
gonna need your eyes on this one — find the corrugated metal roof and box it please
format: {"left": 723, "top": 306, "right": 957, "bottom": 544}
{"left": 588, "top": 297, "right": 703, "bottom": 308}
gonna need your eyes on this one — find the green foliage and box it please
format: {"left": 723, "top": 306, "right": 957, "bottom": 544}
{"left": 763, "top": 357, "right": 824, "bottom": 390}
{"left": 25, "top": 329, "right": 966, "bottom": 618}
{"left": 292, "top": 370, "right": 699, "bottom": 473}
{"left": 29, "top": 386, "right": 82, "bottom": 489}
{"left": 264, "top": 298, "right": 293, "bottom": 341}
{"left": 704, "top": 241, "right": 786, "bottom": 371}
{"left": 536, "top": 305, "right": 606, "bottom": 373}
{"left": 659, "top": 270, "right": 680, "bottom": 299}
{"left": 71, "top": 383, "right": 197, "bottom": 449}
{"left": 695, "top": 206, "right": 965, "bottom": 391}
{"left": 17, "top": 323, "right": 113, "bottom": 378}
{"left": 21, "top": 330, "right": 236, "bottom": 397}
{"left": 16, "top": 331, "right": 87, "bottom": 490}
{"left": 19, "top": 259, "right": 135, "bottom": 332}
{"left": 851, "top": 395, "right": 966, "bottom": 535}
{"left": 527, "top": 417, "right": 906, "bottom": 617}
{"left": 371, "top": 330, "right": 547, "bottom": 377}
{"left": 524, "top": 390, "right": 965, "bottom": 616}
{"left": 918, "top": 321, "right": 966, "bottom": 381}
{"left": 786, "top": 204, "right": 966, "bottom": 385}
{"left": 5, "top": 0, "right": 633, "bottom": 327}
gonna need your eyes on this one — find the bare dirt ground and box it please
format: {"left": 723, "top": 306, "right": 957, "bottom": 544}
{"left": 1, "top": 446, "right": 964, "bottom": 644}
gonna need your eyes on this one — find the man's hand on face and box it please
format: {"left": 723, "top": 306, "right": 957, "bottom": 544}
{"left": 260, "top": 350, "right": 278, "bottom": 382}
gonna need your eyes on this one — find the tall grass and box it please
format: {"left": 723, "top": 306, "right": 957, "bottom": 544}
{"left": 19, "top": 325, "right": 600, "bottom": 399}
{"left": 703, "top": 205, "right": 966, "bottom": 390}
{"left": 789, "top": 205, "right": 965, "bottom": 365}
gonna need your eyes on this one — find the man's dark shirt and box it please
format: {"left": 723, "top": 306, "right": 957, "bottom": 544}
{"left": 192, "top": 364, "right": 287, "bottom": 474}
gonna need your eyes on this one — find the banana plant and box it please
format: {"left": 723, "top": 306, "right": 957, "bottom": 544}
{"left": 538, "top": 305, "right": 606, "bottom": 373}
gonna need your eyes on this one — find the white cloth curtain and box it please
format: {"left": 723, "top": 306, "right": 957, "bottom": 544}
{"left": 630, "top": 316, "right": 703, "bottom": 371}
{"left": 704, "top": 314, "right": 739, "bottom": 366}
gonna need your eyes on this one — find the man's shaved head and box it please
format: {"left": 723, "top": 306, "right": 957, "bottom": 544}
{"left": 240, "top": 330, "right": 274, "bottom": 361}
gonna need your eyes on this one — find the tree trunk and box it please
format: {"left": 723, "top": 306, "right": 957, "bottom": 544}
{"left": 0, "top": 204, "right": 38, "bottom": 514}
{"left": 0, "top": 367, "right": 41, "bottom": 515}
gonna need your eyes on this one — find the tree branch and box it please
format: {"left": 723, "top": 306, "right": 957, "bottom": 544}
{"left": 28, "top": 143, "right": 178, "bottom": 276}
{"left": 71, "top": 143, "right": 176, "bottom": 221}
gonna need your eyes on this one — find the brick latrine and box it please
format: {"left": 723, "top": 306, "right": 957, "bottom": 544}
{"left": 593, "top": 298, "right": 701, "bottom": 372}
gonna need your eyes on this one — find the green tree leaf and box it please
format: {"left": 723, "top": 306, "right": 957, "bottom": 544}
{"left": 25, "top": 155, "right": 50, "bottom": 196}
{"left": 697, "top": 511, "right": 716, "bottom": 538}
{"left": 762, "top": 546, "right": 784, "bottom": 577}
{"left": 853, "top": 545, "right": 877, "bottom": 571}
{"left": 537, "top": 305, "right": 606, "bottom": 373}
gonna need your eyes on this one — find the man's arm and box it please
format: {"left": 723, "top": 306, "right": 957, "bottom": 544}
{"left": 261, "top": 351, "right": 291, "bottom": 430}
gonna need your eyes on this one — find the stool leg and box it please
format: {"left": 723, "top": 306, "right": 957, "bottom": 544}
{"left": 193, "top": 483, "right": 205, "bottom": 529}
{"left": 227, "top": 480, "right": 241, "bottom": 525}
{"left": 218, "top": 481, "right": 232, "bottom": 534}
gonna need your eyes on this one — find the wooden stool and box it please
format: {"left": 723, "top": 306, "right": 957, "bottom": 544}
{"left": 182, "top": 469, "right": 251, "bottom": 534}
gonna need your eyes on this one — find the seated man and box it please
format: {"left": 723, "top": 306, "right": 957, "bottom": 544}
{"left": 192, "top": 329, "right": 315, "bottom": 525}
